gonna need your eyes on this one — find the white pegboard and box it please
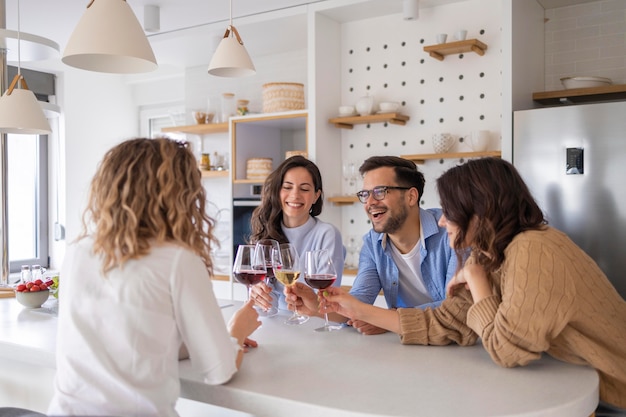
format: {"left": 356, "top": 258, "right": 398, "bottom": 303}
{"left": 338, "top": 0, "right": 503, "bottom": 241}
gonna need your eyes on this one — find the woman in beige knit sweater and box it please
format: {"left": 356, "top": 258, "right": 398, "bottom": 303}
{"left": 320, "top": 158, "right": 626, "bottom": 414}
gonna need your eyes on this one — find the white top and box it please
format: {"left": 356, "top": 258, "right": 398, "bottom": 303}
{"left": 47, "top": 239, "right": 239, "bottom": 417}
{"left": 389, "top": 238, "right": 433, "bottom": 306}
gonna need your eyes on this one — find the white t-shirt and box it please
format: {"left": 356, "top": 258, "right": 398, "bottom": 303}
{"left": 48, "top": 238, "right": 239, "bottom": 417}
{"left": 389, "top": 237, "right": 433, "bottom": 307}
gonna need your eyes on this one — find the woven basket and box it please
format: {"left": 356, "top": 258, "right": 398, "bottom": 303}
{"left": 262, "top": 82, "right": 305, "bottom": 113}
{"left": 246, "top": 158, "right": 273, "bottom": 180}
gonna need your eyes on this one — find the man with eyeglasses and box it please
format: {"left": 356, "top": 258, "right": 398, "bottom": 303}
{"left": 286, "top": 156, "right": 456, "bottom": 335}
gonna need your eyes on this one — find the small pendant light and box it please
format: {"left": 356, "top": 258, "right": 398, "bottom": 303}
{"left": 0, "top": 0, "right": 51, "bottom": 135}
{"left": 208, "top": 0, "right": 256, "bottom": 78}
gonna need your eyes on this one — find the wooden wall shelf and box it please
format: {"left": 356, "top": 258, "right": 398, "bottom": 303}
{"left": 161, "top": 122, "right": 229, "bottom": 135}
{"left": 201, "top": 170, "right": 229, "bottom": 178}
{"left": 532, "top": 84, "right": 626, "bottom": 105}
{"left": 423, "top": 39, "right": 488, "bottom": 61}
{"left": 401, "top": 150, "right": 501, "bottom": 164}
{"left": 327, "top": 195, "right": 359, "bottom": 205}
{"left": 328, "top": 113, "right": 409, "bottom": 129}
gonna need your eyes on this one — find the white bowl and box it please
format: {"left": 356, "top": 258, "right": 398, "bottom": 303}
{"left": 338, "top": 105, "right": 355, "bottom": 116}
{"left": 16, "top": 290, "right": 50, "bottom": 308}
{"left": 560, "top": 76, "right": 612, "bottom": 89}
{"left": 378, "top": 101, "right": 400, "bottom": 113}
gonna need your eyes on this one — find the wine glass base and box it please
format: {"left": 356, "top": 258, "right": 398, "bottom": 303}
{"left": 256, "top": 306, "right": 278, "bottom": 318}
{"left": 284, "top": 314, "right": 309, "bottom": 325}
{"left": 314, "top": 323, "right": 343, "bottom": 332}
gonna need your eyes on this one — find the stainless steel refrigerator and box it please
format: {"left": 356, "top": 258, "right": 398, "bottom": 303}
{"left": 513, "top": 102, "right": 626, "bottom": 301}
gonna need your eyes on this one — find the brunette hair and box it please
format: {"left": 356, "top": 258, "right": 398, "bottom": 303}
{"left": 80, "top": 138, "right": 218, "bottom": 274}
{"left": 359, "top": 155, "right": 425, "bottom": 198}
{"left": 436, "top": 157, "right": 546, "bottom": 273}
{"left": 249, "top": 155, "right": 324, "bottom": 244}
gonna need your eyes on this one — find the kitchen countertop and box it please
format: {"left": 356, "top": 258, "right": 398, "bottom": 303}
{"left": 0, "top": 296, "right": 599, "bottom": 417}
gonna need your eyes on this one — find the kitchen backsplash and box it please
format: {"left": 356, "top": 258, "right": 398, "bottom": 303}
{"left": 544, "top": 0, "right": 626, "bottom": 91}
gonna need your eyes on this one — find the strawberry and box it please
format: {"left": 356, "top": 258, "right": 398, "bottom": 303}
{"left": 30, "top": 285, "right": 41, "bottom": 292}
{"left": 26, "top": 282, "right": 34, "bottom": 289}
{"left": 34, "top": 279, "right": 43, "bottom": 286}
{"left": 16, "top": 284, "right": 26, "bottom": 292}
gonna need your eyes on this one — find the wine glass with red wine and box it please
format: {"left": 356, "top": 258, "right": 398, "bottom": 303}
{"left": 304, "top": 249, "right": 343, "bottom": 332}
{"left": 254, "top": 239, "right": 280, "bottom": 317}
{"left": 233, "top": 245, "right": 266, "bottom": 301}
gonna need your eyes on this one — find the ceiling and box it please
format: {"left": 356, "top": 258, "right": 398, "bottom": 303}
{"left": 1, "top": 0, "right": 601, "bottom": 78}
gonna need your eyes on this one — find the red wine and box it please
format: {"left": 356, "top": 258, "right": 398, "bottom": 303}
{"left": 305, "top": 274, "right": 336, "bottom": 289}
{"left": 265, "top": 264, "right": 275, "bottom": 278}
{"left": 234, "top": 270, "right": 266, "bottom": 286}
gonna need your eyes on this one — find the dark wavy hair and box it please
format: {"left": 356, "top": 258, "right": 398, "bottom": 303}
{"left": 436, "top": 158, "right": 546, "bottom": 273}
{"left": 359, "top": 155, "right": 425, "bottom": 197}
{"left": 249, "top": 155, "right": 324, "bottom": 244}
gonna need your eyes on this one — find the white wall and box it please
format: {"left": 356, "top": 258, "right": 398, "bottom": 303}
{"left": 60, "top": 70, "right": 140, "bottom": 248}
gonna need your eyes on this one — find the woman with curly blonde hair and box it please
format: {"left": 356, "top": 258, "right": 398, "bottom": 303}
{"left": 48, "top": 138, "right": 261, "bottom": 417}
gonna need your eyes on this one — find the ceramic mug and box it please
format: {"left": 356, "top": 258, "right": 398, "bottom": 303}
{"left": 469, "top": 130, "right": 490, "bottom": 151}
{"left": 436, "top": 33, "right": 448, "bottom": 44}
{"left": 432, "top": 133, "right": 454, "bottom": 154}
{"left": 454, "top": 30, "right": 468, "bottom": 41}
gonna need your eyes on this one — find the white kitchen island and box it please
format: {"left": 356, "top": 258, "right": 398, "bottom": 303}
{"left": 0, "top": 296, "right": 599, "bottom": 417}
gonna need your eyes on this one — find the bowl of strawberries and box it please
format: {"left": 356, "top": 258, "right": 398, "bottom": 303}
{"left": 15, "top": 279, "right": 53, "bottom": 308}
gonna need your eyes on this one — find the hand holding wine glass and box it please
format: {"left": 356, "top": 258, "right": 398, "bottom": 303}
{"left": 253, "top": 239, "right": 280, "bottom": 317}
{"left": 272, "top": 243, "right": 309, "bottom": 325}
{"left": 233, "top": 245, "right": 267, "bottom": 301}
{"left": 304, "top": 249, "right": 343, "bottom": 332}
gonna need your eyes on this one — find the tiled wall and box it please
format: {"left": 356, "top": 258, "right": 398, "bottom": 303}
{"left": 544, "top": 0, "right": 626, "bottom": 90}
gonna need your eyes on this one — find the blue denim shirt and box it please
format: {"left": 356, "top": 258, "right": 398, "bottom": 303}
{"left": 349, "top": 208, "right": 456, "bottom": 309}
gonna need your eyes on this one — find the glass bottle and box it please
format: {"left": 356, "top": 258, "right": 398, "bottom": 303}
{"left": 20, "top": 265, "right": 32, "bottom": 283}
{"left": 32, "top": 265, "right": 46, "bottom": 283}
{"left": 221, "top": 93, "right": 236, "bottom": 123}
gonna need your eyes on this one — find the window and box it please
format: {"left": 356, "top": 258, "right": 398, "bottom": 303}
{"left": 5, "top": 66, "right": 54, "bottom": 273}
{"left": 8, "top": 133, "right": 49, "bottom": 272}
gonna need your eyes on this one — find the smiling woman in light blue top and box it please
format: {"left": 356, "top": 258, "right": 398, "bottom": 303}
{"left": 249, "top": 156, "right": 344, "bottom": 311}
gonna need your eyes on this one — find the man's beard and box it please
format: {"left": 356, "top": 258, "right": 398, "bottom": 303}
{"left": 372, "top": 204, "right": 408, "bottom": 235}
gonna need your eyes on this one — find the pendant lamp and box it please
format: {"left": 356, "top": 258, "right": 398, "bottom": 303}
{"left": 208, "top": 0, "right": 256, "bottom": 77}
{"left": 63, "top": 0, "right": 157, "bottom": 74}
{"left": 0, "top": 0, "right": 51, "bottom": 135}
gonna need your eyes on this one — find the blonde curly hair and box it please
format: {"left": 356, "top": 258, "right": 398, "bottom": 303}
{"left": 80, "top": 138, "right": 218, "bottom": 275}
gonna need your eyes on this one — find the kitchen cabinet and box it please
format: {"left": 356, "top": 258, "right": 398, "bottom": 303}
{"left": 328, "top": 112, "right": 410, "bottom": 129}
{"left": 423, "top": 39, "right": 488, "bottom": 61}
{"left": 231, "top": 111, "right": 308, "bottom": 188}
{"left": 532, "top": 84, "right": 626, "bottom": 105}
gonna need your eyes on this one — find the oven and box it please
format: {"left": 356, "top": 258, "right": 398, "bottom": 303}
{"left": 232, "top": 183, "right": 263, "bottom": 260}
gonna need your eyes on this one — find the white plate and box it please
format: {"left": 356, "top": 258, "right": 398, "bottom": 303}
{"left": 560, "top": 76, "right": 612, "bottom": 89}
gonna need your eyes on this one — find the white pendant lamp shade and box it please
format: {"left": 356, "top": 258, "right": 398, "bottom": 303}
{"left": 208, "top": 27, "right": 256, "bottom": 77}
{"left": 63, "top": 0, "right": 157, "bottom": 74}
{"left": 0, "top": 76, "right": 51, "bottom": 135}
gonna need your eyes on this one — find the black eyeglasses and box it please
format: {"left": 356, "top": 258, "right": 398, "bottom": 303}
{"left": 355, "top": 186, "right": 411, "bottom": 204}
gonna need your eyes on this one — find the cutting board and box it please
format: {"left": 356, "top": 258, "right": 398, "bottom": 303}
{"left": 0, "top": 287, "right": 15, "bottom": 298}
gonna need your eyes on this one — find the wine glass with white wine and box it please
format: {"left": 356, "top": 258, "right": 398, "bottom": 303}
{"left": 272, "top": 243, "right": 309, "bottom": 325}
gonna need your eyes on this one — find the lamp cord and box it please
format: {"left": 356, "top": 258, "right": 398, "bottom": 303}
{"left": 17, "top": 0, "right": 21, "bottom": 75}
{"left": 229, "top": 0, "right": 233, "bottom": 27}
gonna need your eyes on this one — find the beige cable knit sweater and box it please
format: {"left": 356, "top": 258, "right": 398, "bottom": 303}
{"left": 398, "top": 227, "right": 626, "bottom": 408}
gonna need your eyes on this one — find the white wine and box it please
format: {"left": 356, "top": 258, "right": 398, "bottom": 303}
{"left": 274, "top": 270, "right": 300, "bottom": 286}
